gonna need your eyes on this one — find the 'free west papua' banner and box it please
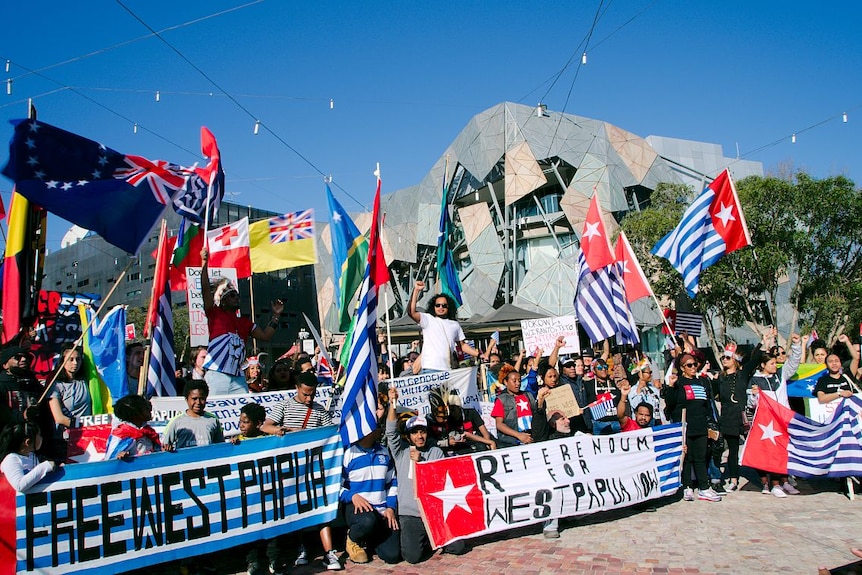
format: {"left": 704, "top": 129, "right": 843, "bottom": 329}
{"left": 0, "top": 427, "right": 343, "bottom": 575}
{"left": 415, "top": 423, "right": 683, "bottom": 548}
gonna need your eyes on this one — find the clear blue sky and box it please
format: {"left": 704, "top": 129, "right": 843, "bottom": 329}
{"left": 2, "top": 1, "right": 860, "bottom": 252}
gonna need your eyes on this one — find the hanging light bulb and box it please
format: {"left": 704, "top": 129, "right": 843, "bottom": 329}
{"left": 133, "top": 123, "right": 138, "bottom": 134}
{"left": 329, "top": 98, "right": 334, "bottom": 109}
{"left": 155, "top": 90, "right": 160, "bottom": 102}
{"left": 5, "top": 79, "right": 11, "bottom": 95}
{"left": 843, "top": 112, "right": 848, "bottom": 123}
{"left": 582, "top": 52, "right": 587, "bottom": 65}
{"left": 474, "top": 190, "right": 479, "bottom": 201}
{"left": 791, "top": 133, "right": 796, "bottom": 144}
{"left": 253, "top": 120, "right": 260, "bottom": 135}
{"left": 5, "top": 60, "right": 10, "bottom": 73}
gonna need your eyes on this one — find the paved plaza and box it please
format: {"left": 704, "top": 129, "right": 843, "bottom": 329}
{"left": 194, "top": 476, "right": 862, "bottom": 575}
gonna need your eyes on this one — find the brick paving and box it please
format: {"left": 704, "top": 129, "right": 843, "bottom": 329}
{"left": 149, "top": 476, "right": 862, "bottom": 575}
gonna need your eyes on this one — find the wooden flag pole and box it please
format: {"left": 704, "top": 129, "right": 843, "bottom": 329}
{"left": 139, "top": 219, "right": 169, "bottom": 396}
{"left": 249, "top": 275, "right": 257, "bottom": 355}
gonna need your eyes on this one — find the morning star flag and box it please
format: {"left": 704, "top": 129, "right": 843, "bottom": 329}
{"left": 144, "top": 222, "right": 176, "bottom": 397}
{"left": 574, "top": 251, "right": 638, "bottom": 345}
{"left": 415, "top": 424, "right": 683, "bottom": 547}
{"left": 339, "top": 180, "right": 390, "bottom": 446}
{"left": 205, "top": 217, "right": 251, "bottom": 278}
{"left": 614, "top": 231, "right": 653, "bottom": 303}
{"left": 78, "top": 305, "right": 129, "bottom": 415}
{"left": 2, "top": 119, "right": 196, "bottom": 254}
{"left": 580, "top": 194, "right": 615, "bottom": 271}
{"left": 327, "top": 185, "right": 368, "bottom": 331}
{"left": 740, "top": 392, "right": 862, "bottom": 477}
{"left": 651, "top": 169, "right": 751, "bottom": 298}
{"left": 437, "top": 162, "right": 463, "bottom": 306}
{"left": 249, "top": 209, "right": 318, "bottom": 273}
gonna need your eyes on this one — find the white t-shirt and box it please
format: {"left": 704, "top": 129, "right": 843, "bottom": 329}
{"left": 418, "top": 312, "right": 466, "bottom": 371}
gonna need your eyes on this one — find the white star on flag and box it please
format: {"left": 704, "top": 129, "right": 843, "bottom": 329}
{"left": 714, "top": 202, "right": 736, "bottom": 227}
{"left": 582, "top": 221, "right": 602, "bottom": 241}
{"left": 332, "top": 211, "right": 342, "bottom": 223}
{"left": 68, "top": 440, "right": 106, "bottom": 463}
{"left": 517, "top": 398, "right": 529, "bottom": 411}
{"left": 428, "top": 472, "right": 474, "bottom": 521}
{"left": 758, "top": 420, "right": 783, "bottom": 445}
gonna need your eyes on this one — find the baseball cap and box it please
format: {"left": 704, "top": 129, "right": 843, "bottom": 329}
{"left": 405, "top": 415, "right": 428, "bottom": 432}
{"left": 561, "top": 358, "right": 576, "bottom": 368}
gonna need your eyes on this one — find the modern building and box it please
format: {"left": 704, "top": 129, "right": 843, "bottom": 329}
{"left": 43, "top": 201, "right": 319, "bottom": 363}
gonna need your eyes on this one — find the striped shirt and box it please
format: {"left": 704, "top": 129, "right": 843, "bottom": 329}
{"left": 267, "top": 397, "right": 332, "bottom": 429}
{"left": 340, "top": 443, "right": 398, "bottom": 511}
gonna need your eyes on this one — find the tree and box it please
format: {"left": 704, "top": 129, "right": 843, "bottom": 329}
{"left": 125, "top": 303, "right": 191, "bottom": 363}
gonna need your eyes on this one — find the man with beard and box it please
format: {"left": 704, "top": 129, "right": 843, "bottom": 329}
{"left": 557, "top": 356, "right": 595, "bottom": 433}
{"left": 0, "top": 347, "right": 43, "bottom": 435}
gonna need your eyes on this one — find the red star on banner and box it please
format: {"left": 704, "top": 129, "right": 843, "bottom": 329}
{"left": 415, "top": 455, "right": 486, "bottom": 547}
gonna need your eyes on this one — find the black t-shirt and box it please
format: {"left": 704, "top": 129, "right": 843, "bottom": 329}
{"left": 813, "top": 372, "right": 859, "bottom": 397}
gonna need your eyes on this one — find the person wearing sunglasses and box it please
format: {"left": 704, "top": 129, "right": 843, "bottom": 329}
{"left": 714, "top": 343, "right": 758, "bottom": 493}
{"left": 408, "top": 280, "right": 486, "bottom": 372}
{"left": 664, "top": 352, "right": 721, "bottom": 502}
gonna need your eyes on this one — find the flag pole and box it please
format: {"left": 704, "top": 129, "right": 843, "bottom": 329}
{"left": 139, "top": 219, "right": 169, "bottom": 396}
{"left": 249, "top": 275, "right": 257, "bottom": 355}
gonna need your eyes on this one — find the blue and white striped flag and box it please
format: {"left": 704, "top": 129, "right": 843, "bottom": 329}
{"left": 574, "top": 251, "right": 639, "bottom": 345}
{"left": 145, "top": 222, "right": 176, "bottom": 397}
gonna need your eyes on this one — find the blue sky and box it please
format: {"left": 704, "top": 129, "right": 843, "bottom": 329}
{"left": 2, "top": 1, "right": 860, "bottom": 252}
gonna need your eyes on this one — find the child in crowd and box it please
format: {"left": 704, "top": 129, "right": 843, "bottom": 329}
{"left": 0, "top": 422, "right": 58, "bottom": 492}
{"left": 231, "top": 403, "right": 267, "bottom": 444}
{"left": 163, "top": 381, "right": 224, "bottom": 450}
{"left": 105, "top": 394, "right": 162, "bottom": 459}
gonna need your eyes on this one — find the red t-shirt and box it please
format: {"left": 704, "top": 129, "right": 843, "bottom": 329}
{"left": 202, "top": 306, "right": 255, "bottom": 376}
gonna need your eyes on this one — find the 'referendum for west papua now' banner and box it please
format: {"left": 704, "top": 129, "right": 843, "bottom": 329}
{"left": 0, "top": 426, "right": 343, "bottom": 575}
{"left": 415, "top": 423, "right": 684, "bottom": 548}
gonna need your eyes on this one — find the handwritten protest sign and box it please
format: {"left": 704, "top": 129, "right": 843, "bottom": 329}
{"left": 520, "top": 316, "right": 579, "bottom": 357}
{"left": 0, "top": 427, "right": 342, "bottom": 575}
{"left": 186, "top": 267, "right": 238, "bottom": 347}
{"left": 415, "top": 423, "right": 683, "bottom": 547}
{"left": 544, "top": 385, "right": 581, "bottom": 418}
{"left": 390, "top": 367, "right": 479, "bottom": 415}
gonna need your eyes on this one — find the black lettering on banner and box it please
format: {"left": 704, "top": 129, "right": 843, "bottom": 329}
{"left": 51, "top": 488, "right": 74, "bottom": 567}
{"left": 475, "top": 455, "right": 503, "bottom": 494}
{"left": 276, "top": 452, "right": 295, "bottom": 520}
{"left": 309, "top": 446, "right": 328, "bottom": 508}
{"left": 25, "top": 492, "right": 49, "bottom": 571}
{"left": 131, "top": 477, "right": 164, "bottom": 550}
{"left": 183, "top": 468, "right": 211, "bottom": 540}
{"left": 560, "top": 443, "right": 571, "bottom": 461}
{"left": 206, "top": 464, "right": 231, "bottom": 533}
{"left": 520, "top": 450, "right": 530, "bottom": 469}
{"left": 541, "top": 447, "right": 550, "bottom": 466}
{"left": 592, "top": 438, "right": 602, "bottom": 454}
{"left": 162, "top": 472, "right": 186, "bottom": 545}
{"left": 75, "top": 484, "right": 100, "bottom": 562}
{"left": 579, "top": 458, "right": 590, "bottom": 474}
{"left": 637, "top": 436, "right": 649, "bottom": 451}
{"left": 639, "top": 470, "right": 659, "bottom": 497}
{"left": 563, "top": 463, "right": 574, "bottom": 477}
{"left": 101, "top": 481, "right": 127, "bottom": 558}
{"left": 295, "top": 449, "right": 313, "bottom": 513}
{"left": 571, "top": 482, "right": 586, "bottom": 511}
{"left": 533, "top": 489, "right": 552, "bottom": 519}
{"left": 257, "top": 456, "right": 278, "bottom": 523}
{"left": 506, "top": 492, "right": 530, "bottom": 524}
{"left": 238, "top": 460, "right": 258, "bottom": 528}
{"left": 500, "top": 453, "right": 512, "bottom": 473}
{"left": 594, "top": 478, "right": 607, "bottom": 505}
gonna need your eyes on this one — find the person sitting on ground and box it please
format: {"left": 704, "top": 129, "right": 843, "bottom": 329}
{"left": 490, "top": 365, "right": 537, "bottom": 447}
{"left": 340, "top": 403, "right": 400, "bottom": 566}
{"left": 105, "top": 394, "right": 162, "bottom": 459}
{"left": 428, "top": 390, "right": 495, "bottom": 455}
{"left": 163, "top": 380, "right": 224, "bottom": 450}
{"left": 0, "top": 422, "right": 58, "bottom": 493}
{"left": 814, "top": 334, "right": 861, "bottom": 403}
{"left": 385, "top": 386, "right": 464, "bottom": 562}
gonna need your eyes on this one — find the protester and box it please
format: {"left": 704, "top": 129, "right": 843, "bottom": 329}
{"left": 268, "top": 358, "right": 296, "bottom": 391}
{"left": 0, "top": 346, "right": 43, "bottom": 435}
{"left": 627, "top": 359, "right": 661, "bottom": 426}
{"left": 0, "top": 422, "right": 58, "bottom": 492}
{"left": 162, "top": 380, "right": 225, "bottom": 450}
{"left": 814, "top": 334, "right": 861, "bottom": 403}
{"left": 616, "top": 379, "right": 654, "bottom": 431}
{"left": 340, "top": 404, "right": 400, "bottom": 565}
{"left": 557, "top": 355, "right": 594, "bottom": 433}
{"left": 664, "top": 352, "right": 721, "bottom": 502}
{"left": 199, "top": 247, "right": 284, "bottom": 395}
{"left": 713, "top": 342, "right": 756, "bottom": 492}
{"left": 397, "top": 352, "right": 420, "bottom": 377}
{"left": 385, "top": 386, "right": 464, "bottom": 562}
{"left": 245, "top": 356, "right": 268, "bottom": 393}
{"left": 190, "top": 346, "right": 208, "bottom": 380}
{"left": 491, "top": 366, "right": 537, "bottom": 447}
{"left": 105, "top": 394, "right": 162, "bottom": 459}
{"left": 125, "top": 342, "right": 145, "bottom": 395}
{"left": 47, "top": 343, "right": 91, "bottom": 458}
{"left": 407, "top": 280, "right": 484, "bottom": 371}
{"left": 808, "top": 338, "right": 829, "bottom": 365}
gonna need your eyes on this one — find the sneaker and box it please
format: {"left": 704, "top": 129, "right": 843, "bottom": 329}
{"left": 294, "top": 544, "right": 309, "bottom": 567}
{"left": 543, "top": 529, "right": 560, "bottom": 539}
{"left": 346, "top": 536, "right": 370, "bottom": 564}
{"left": 761, "top": 484, "right": 771, "bottom": 495}
{"left": 323, "top": 549, "right": 343, "bottom": 571}
{"left": 726, "top": 481, "right": 739, "bottom": 492}
{"left": 270, "top": 562, "right": 288, "bottom": 575}
{"left": 683, "top": 487, "right": 694, "bottom": 501}
{"left": 771, "top": 485, "right": 788, "bottom": 498}
{"left": 788, "top": 475, "right": 798, "bottom": 487}
{"left": 781, "top": 481, "right": 800, "bottom": 495}
{"left": 246, "top": 562, "right": 263, "bottom": 575}
{"left": 711, "top": 481, "right": 728, "bottom": 496}
{"left": 697, "top": 488, "right": 722, "bottom": 502}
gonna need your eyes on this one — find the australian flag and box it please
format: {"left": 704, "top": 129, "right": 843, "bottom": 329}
{"left": 2, "top": 119, "right": 220, "bottom": 254}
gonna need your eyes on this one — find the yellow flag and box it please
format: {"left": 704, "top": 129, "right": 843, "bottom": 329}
{"left": 249, "top": 210, "right": 318, "bottom": 273}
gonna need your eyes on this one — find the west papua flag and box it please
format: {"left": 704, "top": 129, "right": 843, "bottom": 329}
{"left": 740, "top": 392, "right": 862, "bottom": 477}
{"left": 65, "top": 424, "right": 111, "bottom": 464}
{"left": 614, "top": 231, "right": 652, "bottom": 303}
{"left": 587, "top": 392, "right": 617, "bottom": 421}
{"left": 651, "top": 169, "right": 751, "bottom": 297}
{"left": 205, "top": 217, "right": 251, "bottom": 279}
{"left": 580, "top": 194, "right": 615, "bottom": 272}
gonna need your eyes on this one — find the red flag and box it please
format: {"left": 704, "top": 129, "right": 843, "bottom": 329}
{"left": 205, "top": 217, "right": 251, "bottom": 279}
{"left": 415, "top": 453, "right": 487, "bottom": 547}
{"left": 165, "top": 223, "right": 204, "bottom": 292}
{"left": 581, "top": 194, "right": 615, "bottom": 271}
{"left": 0, "top": 194, "right": 5, "bottom": 220}
{"left": 368, "top": 178, "right": 391, "bottom": 290}
{"left": 614, "top": 231, "right": 652, "bottom": 303}
{"left": 708, "top": 169, "right": 751, "bottom": 254}
{"left": 145, "top": 221, "right": 170, "bottom": 337}
{"left": 740, "top": 392, "right": 793, "bottom": 475}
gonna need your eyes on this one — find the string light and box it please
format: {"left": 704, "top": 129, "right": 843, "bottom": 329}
{"left": 5, "top": 79, "right": 11, "bottom": 95}
{"left": 582, "top": 52, "right": 587, "bottom": 65}
{"left": 4, "top": 60, "right": 9, "bottom": 73}
{"left": 843, "top": 112, "right": 848, "bottom": 123}
{"left": 155, "top": 90, "right": 160, "bottom": 102}
{"left": 253, "top": 120, "right": 260, "bottom": 135}
{"left": 329, "top": 98, "right": 334, "bottom": 109}
{"left": 791, "top": 133, "right": 796, "bottom": 144}
{"left": 133, "top": 122, "right": 138, "bottom": 134}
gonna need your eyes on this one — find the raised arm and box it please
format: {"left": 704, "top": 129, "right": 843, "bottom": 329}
{"left": 548, "top": 336, "right": 565, "bottom": 369}
{"left": 408, "top": 280, "right": 424, "bottom": 323}
{"left": 200, "top": 247, "right": 214, "bottom": 313}
{"left": 251, "top": 299, "right": 284, "bottom": 341}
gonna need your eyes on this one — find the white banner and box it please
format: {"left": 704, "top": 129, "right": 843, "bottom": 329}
{"left": 186, "top": 267, "right": 239, "bottom": 347}
{"left": 391, "top": 367, "right": 480, "bottom": 416}
{"left": 520, "top": 315, "right": 580, "bottom": 357}
{"left": 803, "top": 395, "right": 862, "bottom": 424}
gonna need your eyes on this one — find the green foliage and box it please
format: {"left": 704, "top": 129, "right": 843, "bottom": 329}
{"left": 124, "top": 304, "right": 190, "bottom": 362}
{"left": 621, "top": 172, "right": 862, "bottom": 344}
